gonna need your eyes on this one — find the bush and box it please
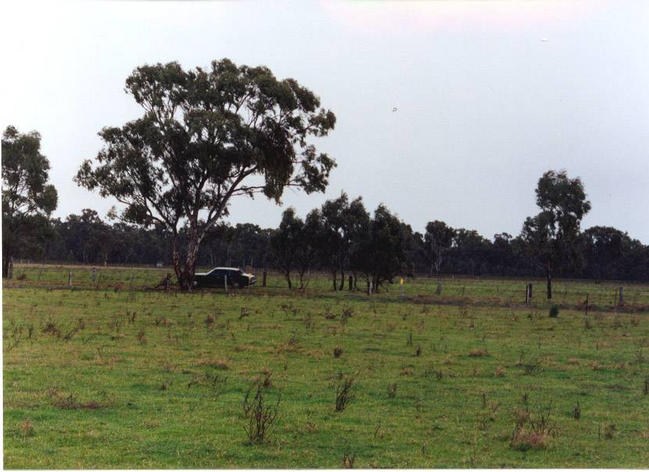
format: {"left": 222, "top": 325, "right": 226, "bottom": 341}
{"left": 242, "top": 378, "right": 281, "bottom": 444}
{"left": 549, "top": 305, "right": 559, "bottom": 318}
{"left": 335, "top": 376, "right": 355, "bottom": 412}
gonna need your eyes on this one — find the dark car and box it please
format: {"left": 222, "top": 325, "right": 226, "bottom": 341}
{"left": 193, "top": 267, "right": 256, "bottom": 289}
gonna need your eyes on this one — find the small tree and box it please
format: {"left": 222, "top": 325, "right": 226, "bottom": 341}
{"left": 76, "top": 59, "right": 336, "bottom": 290}
{"left": 354, "top": 204, "right": 411, "bottom": 290}
{"left": 270, "top": 208, "right": 303, "bottom": 289}
{"left": 320, "top": 193, "right": 370, "bottom": 290}
{"left": 521, "top": 170, "right": 591, "bottom": 299}
{"left": 295, "top": 209, "right": 323, "bottom": 288}
{"left": 2, "top": 126, "right": 58, "bottom": 277}
{"left": 424, "top": 220, "right": 455, "bottom": 276}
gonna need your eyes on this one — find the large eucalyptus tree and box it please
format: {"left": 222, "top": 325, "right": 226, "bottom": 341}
{"left": 76, "top": 59, "right": 336, "bottom": 289}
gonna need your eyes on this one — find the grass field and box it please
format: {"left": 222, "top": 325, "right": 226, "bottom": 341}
{"left": 4, "top": 265, "right": 649, "bottom": 468}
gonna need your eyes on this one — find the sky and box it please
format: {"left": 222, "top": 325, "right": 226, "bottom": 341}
{"left": 2, "top": 0, "right": 648, "bottom": 242}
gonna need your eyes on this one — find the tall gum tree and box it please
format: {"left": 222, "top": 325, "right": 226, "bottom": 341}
{"left": 2, "top": 126, "right": 58, "bottom": 277}
{"left": 521, "top": 170, "right": 591, "bottom": 299}
{"left": 76, "top": 59, "right": 336, "bottom": 289}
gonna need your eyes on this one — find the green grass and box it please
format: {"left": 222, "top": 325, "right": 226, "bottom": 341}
{"left": 4, "top": 268, "right": 649, "bottom": 468}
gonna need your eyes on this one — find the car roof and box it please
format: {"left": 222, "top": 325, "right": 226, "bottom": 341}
{"left": 211, "top": 267, "right": 241, "bottom": 271}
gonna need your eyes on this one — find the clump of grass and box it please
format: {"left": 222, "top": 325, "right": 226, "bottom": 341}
{"left": 510, "top": 401, "right": 556, "bottom": 451}
{"left": 604, "top": 423, "right": 617, "bottom": 439}
{"left": 341, "top": 307, "right": 354, "bottom": 321}
{"left": 335, "top": 376, "right": 355, "bottom": 412}
{"left": 333, "top": 347, "right": 343, "bottom": 358}
{"left": 196, "top": 357, "right": 230, "bottom": 370}
{"left": 42, "top": 321, "right": 60, "bottom": 337}
{"left": 387, "top": 383, "right": 397, "bottom": 398}
{"left": 19, "top": 419, "right": 35, "bottom": 437}
{"left": 549, "top": 305, "right": 559, "bottom": 318}
{"left": 468, "top": 349, "right": 489, "bottom": 357}
{"left": 242, "top": 376, "right": 281, "bottom": 444}
{"left": 51, "top": 393, "right": 100, "bottom": 410}
{"left": 573, "top": 402, "right": 581, "bottom": 420}
{"left": 342, "top": 452, "right": 355, "bottom": 468}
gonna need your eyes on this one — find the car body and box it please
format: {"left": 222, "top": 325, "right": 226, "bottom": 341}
{"left": 193, "top": 267, "right": 256, "bottom": 289}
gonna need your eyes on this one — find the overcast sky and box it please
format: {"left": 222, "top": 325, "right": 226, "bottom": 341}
{"left": 2, "top": 0, "right": 648, "bottom": 242}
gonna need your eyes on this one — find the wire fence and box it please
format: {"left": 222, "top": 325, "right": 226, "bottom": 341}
{"left": 4, "top": 263, "right": 649, "bottom": 309}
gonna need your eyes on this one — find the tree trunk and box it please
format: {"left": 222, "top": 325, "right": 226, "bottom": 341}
{"left": 2, "top": 246, "right": 10, "bottom": 278}
{"left": 181, "top": 237, "right": 200, "bottom": 291}
{"left": 332, "top": 270, "right": 337, "bottom": 291}
{"left": 546, "top": 263, "right": 552, "bottom": 300}
{"left": 338, "top": 267, "right": 345, "bottom": 291}
{"left": 285, "top": 270, "right": 292, "bottom": 289}
{"left": 171, "top": 236, "right": 183, "bottom": 289}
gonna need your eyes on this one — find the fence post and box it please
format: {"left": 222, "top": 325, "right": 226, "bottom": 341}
{"left": 7, "top": 261, "right": 13, "bottom": 279}
{"left": 68, "top": 271, "right": 73, "bottom": 289}
{"left": 618, "top": 286, "right": 624, "bottom": 306}
{"left": 435, "top": 282, "right": 442, "bottom": 295}
{"left": 262, "top": 270, "right": 267, "bottom": 287}
{"left": 348, "top": 275, "right": 353, "bottom": 291}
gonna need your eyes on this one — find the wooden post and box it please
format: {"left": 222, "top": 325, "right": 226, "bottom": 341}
{"left": 435, "top": 282, "right": 442, "bottom": 295}
{"left": 348, "top": 275, "right": 353, "bottom": 291}
{"left": 92, "top": 267, "right": 97, "bottom": 284}
{"left": 618, "top": 286, "right": 624, "bottom": 306}
{"left": 7, "top": 261, "right": 13, "bottom": 280}
{"left": 525, "top": 283, "right": 533, "bottom": 304}
{"left": 68, "top": 271, "right": 73, "bottom": 289}
{"left": 224, "top": 274, "right": 228, "bottom": 293}
{"left": 262, "top": 270, "right": 267, "bottom": 287}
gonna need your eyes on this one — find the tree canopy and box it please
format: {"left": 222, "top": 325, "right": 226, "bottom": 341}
{"left": 2, "top": 125, "right": 58, "bottom": 277}
{"left": 521, "top": 170, "right": 591, "bottom": 298}
{"left": 75, "top": 59, "right": 336, "bottom": 289}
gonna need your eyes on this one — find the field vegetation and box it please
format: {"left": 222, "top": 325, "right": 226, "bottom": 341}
{"left": 4, "top": 265, "right": 649, "bottom": 468}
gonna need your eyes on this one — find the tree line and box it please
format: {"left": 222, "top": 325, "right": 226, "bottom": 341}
{"left": 5, "top": 191, "right": 649, "bottom": 289}
{"left": 3, "top": 58, "right": 648, "bottom": 295}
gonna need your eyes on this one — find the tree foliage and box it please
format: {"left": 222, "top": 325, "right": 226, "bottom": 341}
{"left": 521, "top": 170, "right": 591, "bottom": 298}
{"left": 2, "top": 125, "right": 58, "bottom": 277}
{"left": 75, "top": 59, "right": 336, "bottom": 289}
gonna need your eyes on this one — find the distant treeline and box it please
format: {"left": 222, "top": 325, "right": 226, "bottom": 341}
{"left": 18, "top": 204, "right": 649, "bottom": 283}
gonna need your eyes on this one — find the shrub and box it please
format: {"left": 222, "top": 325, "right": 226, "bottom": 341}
{"left": 549, "top": 305, "right": 559, "bottom": 318}
{"left": 335, "top": 377, "right": 355, "bottom": 412}
{"left": 242, "top": 378, "right": 281, "bottom": 444}
{"left": 510, "top": 401, "right": 556, "bottom": 451}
